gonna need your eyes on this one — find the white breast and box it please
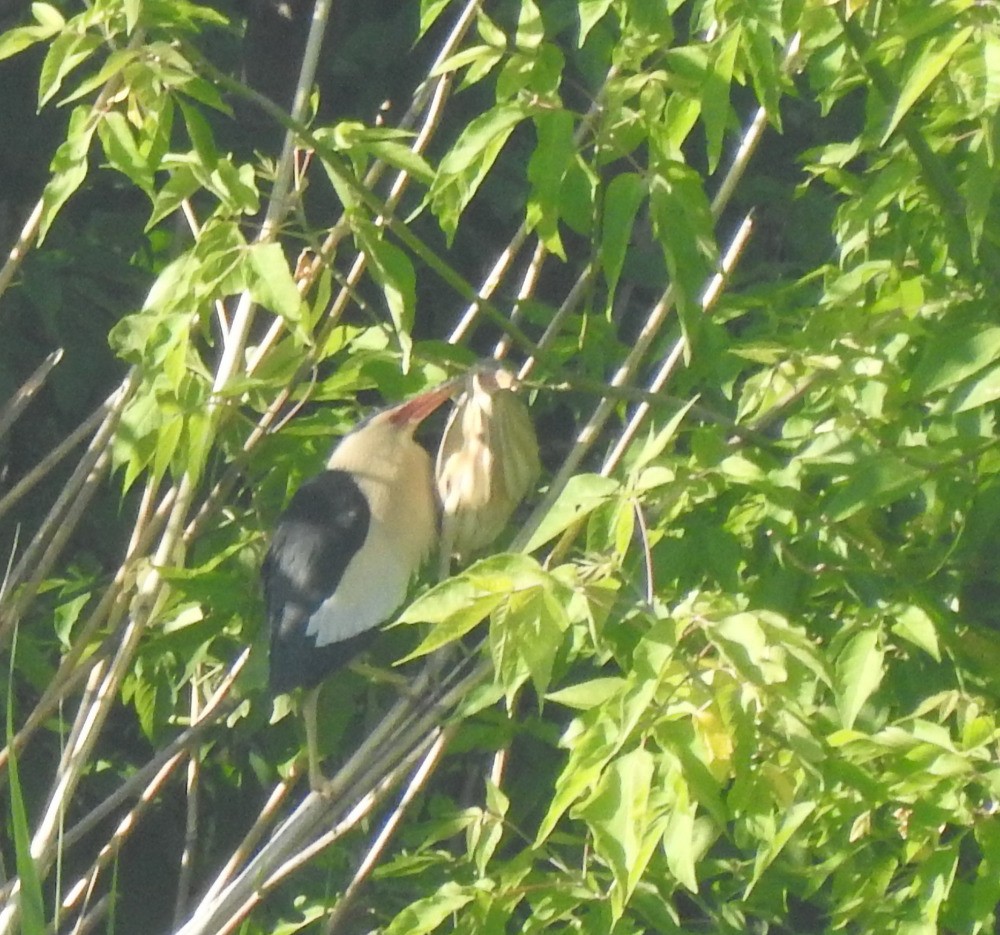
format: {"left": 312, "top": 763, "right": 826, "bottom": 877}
{"left": 308, "top": 431, "right": 437, "bottom": 647}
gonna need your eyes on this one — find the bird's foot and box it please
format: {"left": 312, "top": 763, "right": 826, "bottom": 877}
{"left": 308, "top": 759, "right": 332, "bottom": 795}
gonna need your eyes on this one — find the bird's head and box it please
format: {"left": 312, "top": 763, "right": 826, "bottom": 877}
{"left": 328, "top": 384, "right": 455, "bottom": 472}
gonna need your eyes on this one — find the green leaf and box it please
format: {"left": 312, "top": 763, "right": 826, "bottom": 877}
{"left": 490, "top": 584, "right": 567, "bottom": 703}
{"left": 526, "top": 109, "right": 575, "bottom": 258}
{"left": 437, "top": 102, "right": 529, "bottom": 176}
{"left": 945, "top": 361, "right": 1000, "bottom": 413}
{"left": 0, "top": 22, "right": 59, "bottom": 62}
{"left": 152, "top": 404, "right": 184, "bottom": 483}
{"left": 536, "top": 711, "right": 619, "bottom": 846}
{"left": 824, "top": 453, "right": 925, "bottom": 522}
{"left": 662, "top": 776, "right": 699, "bottom": 892}
{"left": 384, "top": 881, "right": 476, "bottom": 935}
{"left": 431, "top": 44, "right": 501, "bottom": 78}
{"left": 39, "top": 105, "right": 96, "bottom": 242}
{"left": 247, "top": 242, "right": 305, "bottom": 328}
{"left": 546, "top": 677, "right": 625, "bottom": 709}
{"left": 147, "top": 165, "right": 201, "bottom": 228}
{"left": 430, "top": 101, "right": 531, "bottom": 239}
{"left": 600, "top": 173, "right": 646, "bottom": 298}
{"left": 419, "top": 0, "right": 452, "bottom": 36}
{"left": 575, "top": 746, "right": 660, "bottom": 913}
{"left": 648, "top": 161, "right": 716, "bottom": 349}
{"left": 910, "top": 324, "right": 1000, "bottom": 396}
{"left": 744, "top": 801, "right": 816, "bottom": 897}
{"left": 578, "top": 0, "right": 615, "bottom": 46}
{"left": 398, "top": 593, "right": 505, "bottom": 662}
{"left": 516, "top": 0, "right": 543, "bottom": 51}
{"left": 98, "top": 110, "right": 154, "bottom": 193}
{"left": 32, "top": 2, "right": 65, "bottom": 30}
{"left": 834, "top": 630, "right": 885, "bottom": 729}
{"left": 891, "top": 605, "right": 940, "bottom": 662}
{"left": 38, "top": 29, "right": 101, "bottom": 107}
{"left": 882, "top": 27, "right": 974, "bottom": 144}
{"left": 524, "top": 474, "right": 620, "bottom": 552}
{"left": 702, "top": 26, "right": 740, "bottom": 173}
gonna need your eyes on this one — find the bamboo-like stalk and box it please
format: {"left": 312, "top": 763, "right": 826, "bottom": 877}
{"left": 173, "top": 680, "right": 203, "bottom": 927}
{"left": 0, "top": 373, "right": 137, "bottom": 648}
{"left": 177, "top": 656, "right": 486, "bottom": 935}
{"left": 0, "top": 396, "right": 106, "bottom": 523}
{"left": 0, "top": 348, "right": 62, "bottom": 442}
{"left": 512, "top": 35, "right": 803, "bottom": 552}
{"left": 323, "top": 727, "right": 454, "bottom": 934}
{"left": 601, "top": 212, "right": 755, "bottom": 470}
{"left": 0, "top": 482, "right": 175, "bottom": 775}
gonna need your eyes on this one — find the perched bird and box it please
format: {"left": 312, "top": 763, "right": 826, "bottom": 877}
{"left": 436, "top": 367, "right": 541, "bottom": 567}
{"left": 263, "top": 385, "right": 454, "bottom": 789}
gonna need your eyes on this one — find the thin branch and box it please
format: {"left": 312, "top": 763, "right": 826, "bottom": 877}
{"left": 601, "top": 211, "right": 754, "bottom": 470}
{"left": 0, "top": 372, "right": 135, "bottom": 644}
{"left": 0, "top": 348, "right": 62, "bottom": 442}
{"left": 173, "top": 679, "right": 203, "bottom": 928}
{"left": 323, "top": 727, "right": 453, "bottom": 935}
{"left": 0, "top": 390, "right": 107, "bottom": 523}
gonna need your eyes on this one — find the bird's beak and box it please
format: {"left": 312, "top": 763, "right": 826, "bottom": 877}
{"left": 387, "top": 382, "right": 457, "bottom": 427}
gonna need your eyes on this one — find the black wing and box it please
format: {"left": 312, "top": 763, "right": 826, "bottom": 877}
{"left": 264, "top": 470, "right": 371, "bottom": 694}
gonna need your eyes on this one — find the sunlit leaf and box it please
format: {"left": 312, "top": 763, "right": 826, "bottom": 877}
{"left": 524, "top": 474, "right": 620, "bottom": 553}
{"left": 600, "top": 172, "right": 646, "bottom": 298}
{"left": 882, "top": 27, "right": 973, "bottom": 144}
{"left": 835, "top": 630, "right": 885, "bottom": 729}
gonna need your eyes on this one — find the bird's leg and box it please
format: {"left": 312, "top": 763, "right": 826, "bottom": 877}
{"left": 302, "top": 686, "right": 327, "bottom": 792}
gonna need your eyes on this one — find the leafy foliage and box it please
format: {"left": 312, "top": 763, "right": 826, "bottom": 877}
{"left": 2, "top": 0, "right": 1000, "bottom": 933}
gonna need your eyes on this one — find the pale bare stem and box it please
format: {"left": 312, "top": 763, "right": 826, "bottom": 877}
{"left": 0, "top": 401, "right": 105, "bottom": 523}
{"left": 0, "top": 483, "right": 174, "bottom": 775}
{"left": 271, "top": 732, "right": 442, "bottom": 894}
{"left": 0, "top": 347, "right": 62, "bottom": 441}
{"left": 593, "top": 34, "right": 802, "bottom": 472}
{"left": 323, "top": 727, "right": 454, "bottom": 935}
{"left": 198, "top": 754, "right": 422, "bottom": 935}
{"left": 214, "top": 0, "right": 336, "bottom": 394}
{"left": 173, "top": 678, "right": 203, "bottom": 928}
{"left": 512, "top": 32, "right": 795, "bottom": 549}
{"left": 710, "top": 33, "right": 802, "bottom": 217}
{"left": 197, "top": 763, "right": 303, "bottom": 906}
{"left": 291, "top": 0, "right": 478, "bottom": 298}
{"left": 0, "top": 373, "right": 136, "bottom": 646}
{"left": 493, "top": 240, "right": 549, "bottom": 360}
{"left": 511, "top": 281, "right": 680, "bottom": 552}
{"left": 4, "top": 492, "right": 185, "bottom": 934}
{"left": 65, "top": 893, "right": 111, "bottom": 935}
{"left": 0, "top": 6, "right": 345, "bottom": 929}
{"left": 518, "top": 262, "right": 597, "bottom": 380}
{"left": 247, "top": 34, "right": 463, "bottom": 376}
{"left": 177, "top": 658, "right": 487, "bottom": 935}
{"left": 633, "top": 500, "right": 654, "bottom": 604}
{"left": 15, "top": 656, "right": 245, "bottom": 926}
{"left": 62, "top": 650, "right": 247, "bottom": 852}
{"left": 490, "top": 744, "right": 508, "bottom": 788}
{"left": 601, "top": 212, "right": 754, "bottom": 471}
{"left": 0, "top": 197, "right": 43, "bottom": 302}
{"left": 60, "top": 752, "right": 185, "bottom": 920}
{"left": 449, "top": 65, "right": 618, "bottom": 346}
{"left": 449, "top": 225, "right": 533, "bottom": 345}
{"left": 210, "top": 725, "right": 452, "bottom": 935}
